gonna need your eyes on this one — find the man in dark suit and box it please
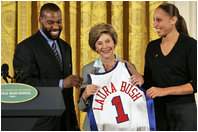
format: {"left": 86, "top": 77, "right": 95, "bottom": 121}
{"left": 13, "top": 3, "right": 83, "bottom": 131}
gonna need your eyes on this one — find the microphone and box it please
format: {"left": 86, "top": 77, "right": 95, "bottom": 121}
{"left": 1, "top": 64, "right": 24, "bottom": 83}
{"left": 1, "top": 63, "right": 10, "bottom": 83}
{"left": 13, "top": 65, "right": 24, "bottom": 80}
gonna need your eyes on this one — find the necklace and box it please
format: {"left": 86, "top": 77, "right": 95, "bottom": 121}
{"left": 164, "top": 47, "right": 168, "bottom": 54}
{"left": 161, "top": 41, "right": 176, "bottom": 55}
{"left": 161, "top": 32, "right": 179, "bottom": 55}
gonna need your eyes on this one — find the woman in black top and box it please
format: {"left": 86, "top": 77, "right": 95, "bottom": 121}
{"left": 143, "top": 3, "right": 197, "bottom": 131}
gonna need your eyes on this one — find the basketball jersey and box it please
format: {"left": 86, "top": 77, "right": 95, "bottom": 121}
{"left": 87, "top": 62, "right": 156, "bottom": 131}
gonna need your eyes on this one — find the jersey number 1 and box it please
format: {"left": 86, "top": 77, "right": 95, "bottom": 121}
{"left": 112, "top": 96, "right": 129, "bottom": 123}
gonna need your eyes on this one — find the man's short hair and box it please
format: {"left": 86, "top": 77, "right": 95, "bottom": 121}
{"left": 40, "top": 3, "right": 61, "bottom": 17}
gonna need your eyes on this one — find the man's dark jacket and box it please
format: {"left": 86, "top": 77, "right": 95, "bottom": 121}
{"left": 13, "top": 30, "right": 78, "bottom": 130}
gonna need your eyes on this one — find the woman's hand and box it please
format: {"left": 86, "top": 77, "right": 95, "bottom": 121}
{"left": 130, "top": 74, "right": 144, "bottom": 86}
{"left": 115, "top": 59, "right": 128, "bottom": 64}
{"left": 115, "top": 59, "right": 144, "bottom": 86}
{"left": 146, "top": 83, "right": 194, "bottom": 99}
{"left": 82, "top": 84, "right": 98, "bottom": 101}
{"left": 146, "top": 87, "right": 168, "bottom": 99}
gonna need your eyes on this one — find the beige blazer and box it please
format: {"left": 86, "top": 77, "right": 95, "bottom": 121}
{"left": 77, "top": 61, "right": 100, "bottom": 131}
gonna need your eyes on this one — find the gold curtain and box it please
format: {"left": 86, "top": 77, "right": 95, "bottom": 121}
{"left": 1, "top": 1, "right": 163, "bottom": 130}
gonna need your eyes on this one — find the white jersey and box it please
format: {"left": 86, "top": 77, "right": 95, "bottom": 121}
{"left": 87, "top": 62, "right": 156, "bottom": 131}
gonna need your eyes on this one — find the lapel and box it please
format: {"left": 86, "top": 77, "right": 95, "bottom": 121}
{"left": 93, "top": 67, "right": 100, "bottom": 74}
{"left": 36, "top": 31, "right": 63, "bottom": 72}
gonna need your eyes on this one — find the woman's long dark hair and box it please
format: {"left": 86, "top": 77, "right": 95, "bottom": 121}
{"left": 158, "top": 3, "right": 189, "bottom": 36}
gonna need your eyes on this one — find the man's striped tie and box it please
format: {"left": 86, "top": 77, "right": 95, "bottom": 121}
{"left": 52, "top": 41, "right": 63, "bottom": 71}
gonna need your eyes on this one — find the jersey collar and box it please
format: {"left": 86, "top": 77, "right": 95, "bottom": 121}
{"left": 93, "top": 55, "right": 121, "bottom": 73}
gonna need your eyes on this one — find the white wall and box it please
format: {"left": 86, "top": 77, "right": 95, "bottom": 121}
{"left": 168, "top": 1, "right": 197, "bottom": 39}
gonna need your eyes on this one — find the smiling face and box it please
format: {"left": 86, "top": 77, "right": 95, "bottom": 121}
{"left": 153, "top": 8, "right": 176, "bottom": 37}
{"left": 95, "top": 33, "right": 115, "bottom": 59}
{"left": 39, "top": 9, "right": 62, "bottom": 40}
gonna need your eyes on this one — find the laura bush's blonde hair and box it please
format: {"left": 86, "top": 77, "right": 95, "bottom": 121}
{"left": 89, "top": 23, "right": 118, "bottom": 52}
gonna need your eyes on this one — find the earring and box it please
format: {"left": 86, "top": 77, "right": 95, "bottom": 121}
{"left": 170, "top": 24, "right": 173, "bottom": 30}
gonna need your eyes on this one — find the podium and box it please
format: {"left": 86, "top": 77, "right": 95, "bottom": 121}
{"left": 1, "top": 87, "right": 66, "bottom": 131}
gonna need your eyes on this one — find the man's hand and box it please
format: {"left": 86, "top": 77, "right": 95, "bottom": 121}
{"left": 63, "top": 75, "right": 83, "bottom": 88}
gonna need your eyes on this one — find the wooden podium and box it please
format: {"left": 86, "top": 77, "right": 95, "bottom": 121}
{"left": 1, "top": 87, "right": 66, "bottom": 131}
